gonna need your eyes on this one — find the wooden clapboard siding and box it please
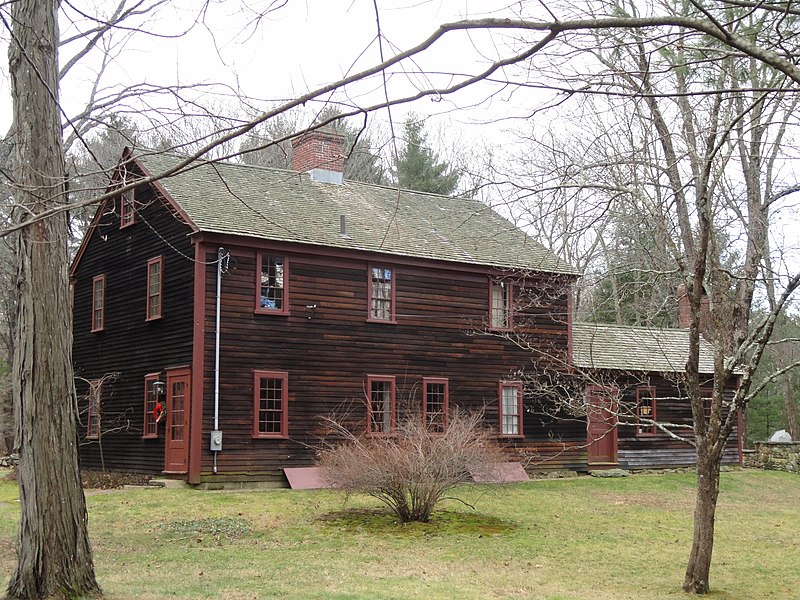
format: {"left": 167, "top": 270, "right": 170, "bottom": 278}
{"left": 72, "top": 178, "right": 196, "bottom": 474}
{"left": 196, "top": 245, "right": 577, "bottom": 480}
{"left": 615, "top": 373, "right": 740, "bottom": 469}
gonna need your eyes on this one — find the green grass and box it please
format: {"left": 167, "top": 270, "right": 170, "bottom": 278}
{"left": 0, "top": 469, "right": 798, "bottom": 599}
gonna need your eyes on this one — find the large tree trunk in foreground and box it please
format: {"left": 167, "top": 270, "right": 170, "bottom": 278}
{"left": 5, "top": 0, "right": 100, "bottom": 598}
{"left": 683, "top": 443, "right": 721, "bottom": 594}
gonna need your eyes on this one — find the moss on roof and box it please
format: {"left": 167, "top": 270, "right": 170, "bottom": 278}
{"left": 136, "top": 152, "right": 578, "bottom": 274}
{"left": 572, "top": 322, "right": 718, "bottom": 374}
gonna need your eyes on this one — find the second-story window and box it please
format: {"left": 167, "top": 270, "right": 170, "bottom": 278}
{"left": 146, "top": 256, "right": 163, "bottom": 321}
{"left": 490, "top": 279, "right": 512, "bottom": 330}
{"left": 256, "top": 253, "right": 288, "bottom": 314}
{"left": 91, "top": 274, "right": 106, "bottom": 332}
{"left": 369, "top": 266, "right": 394, "bottom": 322}
{"left": 120, "top": 190, "right": 135, "bottom": 228}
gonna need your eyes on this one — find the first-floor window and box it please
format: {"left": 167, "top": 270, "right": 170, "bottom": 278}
{"left": 253, "top": 371, "right": 289, "bottom": 438}
{"left": 636, "top": 386, "right": 657, "bottom": 435}
{"left": 499, "top": 382, "right": 523, "bottom": 437}
{"left": 86, "top": 380, "right": 101, "bottom": 439}
{"left": 143, "top": 373, "right": 162, "bottom": 439}
{"left": 367, "top": 375, "right": 396, "bottom": 434}
{"left": 423, "top": 378, "right": 449, "bottom": 433}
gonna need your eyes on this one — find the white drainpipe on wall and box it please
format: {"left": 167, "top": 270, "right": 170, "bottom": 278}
{"left": 211, "top": 247, "right": 227, "bottom": 473}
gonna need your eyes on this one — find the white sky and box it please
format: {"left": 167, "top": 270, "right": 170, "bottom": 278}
{"left": 1, "top": 1, "right": 545, "bottom": 142}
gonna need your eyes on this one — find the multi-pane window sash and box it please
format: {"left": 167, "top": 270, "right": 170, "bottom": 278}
{"left": 86, "top": 381, "right": 101, "bottom": 439}
{"left": 490, "top": 279, "right": 511, "bottom": 329}
{"left": 499, "top": 382, "right": 523, "bottom": 437}
{"left": 257, "top": 254, "right": 287, "bottom": 313}
{"left": 423, "top": 378, "right": 448, "bottom": 433}
{"left": 143, "top": 373, "right": 160, "bottom": 439}
{"left": 120, "top": 190, "right": 135, "bottom": 227}
{"left": 253, "top": 371, "right": 288, "bottom": 438}
{"left": 369, "top": 266, "right": 393, "bottom": 321}
{"left": 146, "top": 256, "right": 163, "bottom": 320}
{"left": 367, "top": 376, "right": 395, "bottom": 434}
{"left": 91, "top": 274, "right": 106, "bottom": 332}
{"left": 636, "top": 387, "right": 657, "bottom": 435}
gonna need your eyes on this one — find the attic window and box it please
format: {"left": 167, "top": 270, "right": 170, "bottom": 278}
{"left": 120, "top": 190, "right": 135, "bottom": 228}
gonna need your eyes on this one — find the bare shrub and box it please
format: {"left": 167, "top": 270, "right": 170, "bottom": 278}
{"left": 319, "top": 409, "right": 505, "bottom": 523}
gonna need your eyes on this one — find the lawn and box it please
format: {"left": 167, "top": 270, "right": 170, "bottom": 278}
{"left": 0, "top": 469, "right": 798, "bottom": 599}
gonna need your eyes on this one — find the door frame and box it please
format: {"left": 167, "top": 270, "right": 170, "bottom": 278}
{"left": 586, "top": 384, "right": 619, "bottom": 467}
{"left": 163, "top": 366, "right": 191, "bottom": 474}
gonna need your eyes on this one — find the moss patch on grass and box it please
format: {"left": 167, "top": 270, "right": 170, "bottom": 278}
{"left": 318, "top": 508, "right": 516, "bottom": 537}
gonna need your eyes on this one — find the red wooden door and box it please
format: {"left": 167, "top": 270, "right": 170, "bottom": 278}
{"left": 586, "top": 385, "right": 618, "bottom": 467}
{"left": 164, "top": 367, "right": 191, "bottom": 473}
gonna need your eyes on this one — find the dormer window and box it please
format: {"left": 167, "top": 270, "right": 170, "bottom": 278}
{"left": 120, "top": 190, "right": 135, "bottom": 228}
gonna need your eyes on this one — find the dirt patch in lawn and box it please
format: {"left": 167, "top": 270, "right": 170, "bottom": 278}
{"left": 81, "top": 469, "right": 152, "bottom": 489}
{"left": 318, "top": 508, "right": 516, "bottom": 537}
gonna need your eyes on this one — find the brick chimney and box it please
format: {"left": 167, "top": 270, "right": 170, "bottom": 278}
{"left": 677, "top": 282, "right": 711, "bottom": 335}
{"left": 291, "top": 127, "right": 345, "bottom": 184}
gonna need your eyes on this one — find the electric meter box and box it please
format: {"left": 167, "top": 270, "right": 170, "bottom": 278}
{"left": 210, "top": 430, "right": 223, "bottom": 452}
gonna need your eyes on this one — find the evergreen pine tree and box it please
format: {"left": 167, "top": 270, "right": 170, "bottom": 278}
{"left": 395, "top": 115, "right": 459, "bottom": 195}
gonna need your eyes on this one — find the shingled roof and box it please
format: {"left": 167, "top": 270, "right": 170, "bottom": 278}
{"left": 572, "top": 322, "right": 718, "bottom": 374}
{"left": 135, "top": 152, "right": 577, "bottom": 275}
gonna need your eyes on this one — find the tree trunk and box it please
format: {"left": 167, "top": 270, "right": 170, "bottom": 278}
{"left": 5, "top": 0, "right": 100, "bottom": 598}
{"left": 780, "top": 352, "right": 800, "bottom": 440}
{"left": 682, "top": 443, "right": 721, "bottom": 594}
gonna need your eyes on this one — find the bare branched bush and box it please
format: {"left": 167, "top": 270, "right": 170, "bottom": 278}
{"left": 319, "top": 409, "right": 505, "bottom": 523}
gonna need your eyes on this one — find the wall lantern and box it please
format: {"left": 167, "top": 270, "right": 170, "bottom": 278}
{"left": 152, "top": 380, "right": 166, "bottom": 397}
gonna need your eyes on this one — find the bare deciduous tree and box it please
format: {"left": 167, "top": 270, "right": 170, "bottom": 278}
{"left": 6, "top": 0, "right": 100, "bottom": 596}
{"left": 5, "top": 1, "right": 800, "bottom": 596}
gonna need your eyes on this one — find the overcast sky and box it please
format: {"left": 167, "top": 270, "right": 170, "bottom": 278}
{"left": 0, "top": 0, "right": 562, "bottom": 157}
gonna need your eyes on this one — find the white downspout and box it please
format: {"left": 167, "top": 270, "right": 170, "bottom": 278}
{"left": 212, "top": 247, "right": 226, "bottom": 473}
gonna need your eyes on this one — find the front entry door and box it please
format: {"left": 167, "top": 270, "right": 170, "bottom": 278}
{"left": 586, "top": 385, "right": 618, "bottom": 467}
{"left": 164, "top": 367, "right": 191, "bottom": 473}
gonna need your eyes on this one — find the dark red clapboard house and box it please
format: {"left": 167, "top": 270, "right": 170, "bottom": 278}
{"left": 70, "top": 130, "right": 740, "bottom": 485}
